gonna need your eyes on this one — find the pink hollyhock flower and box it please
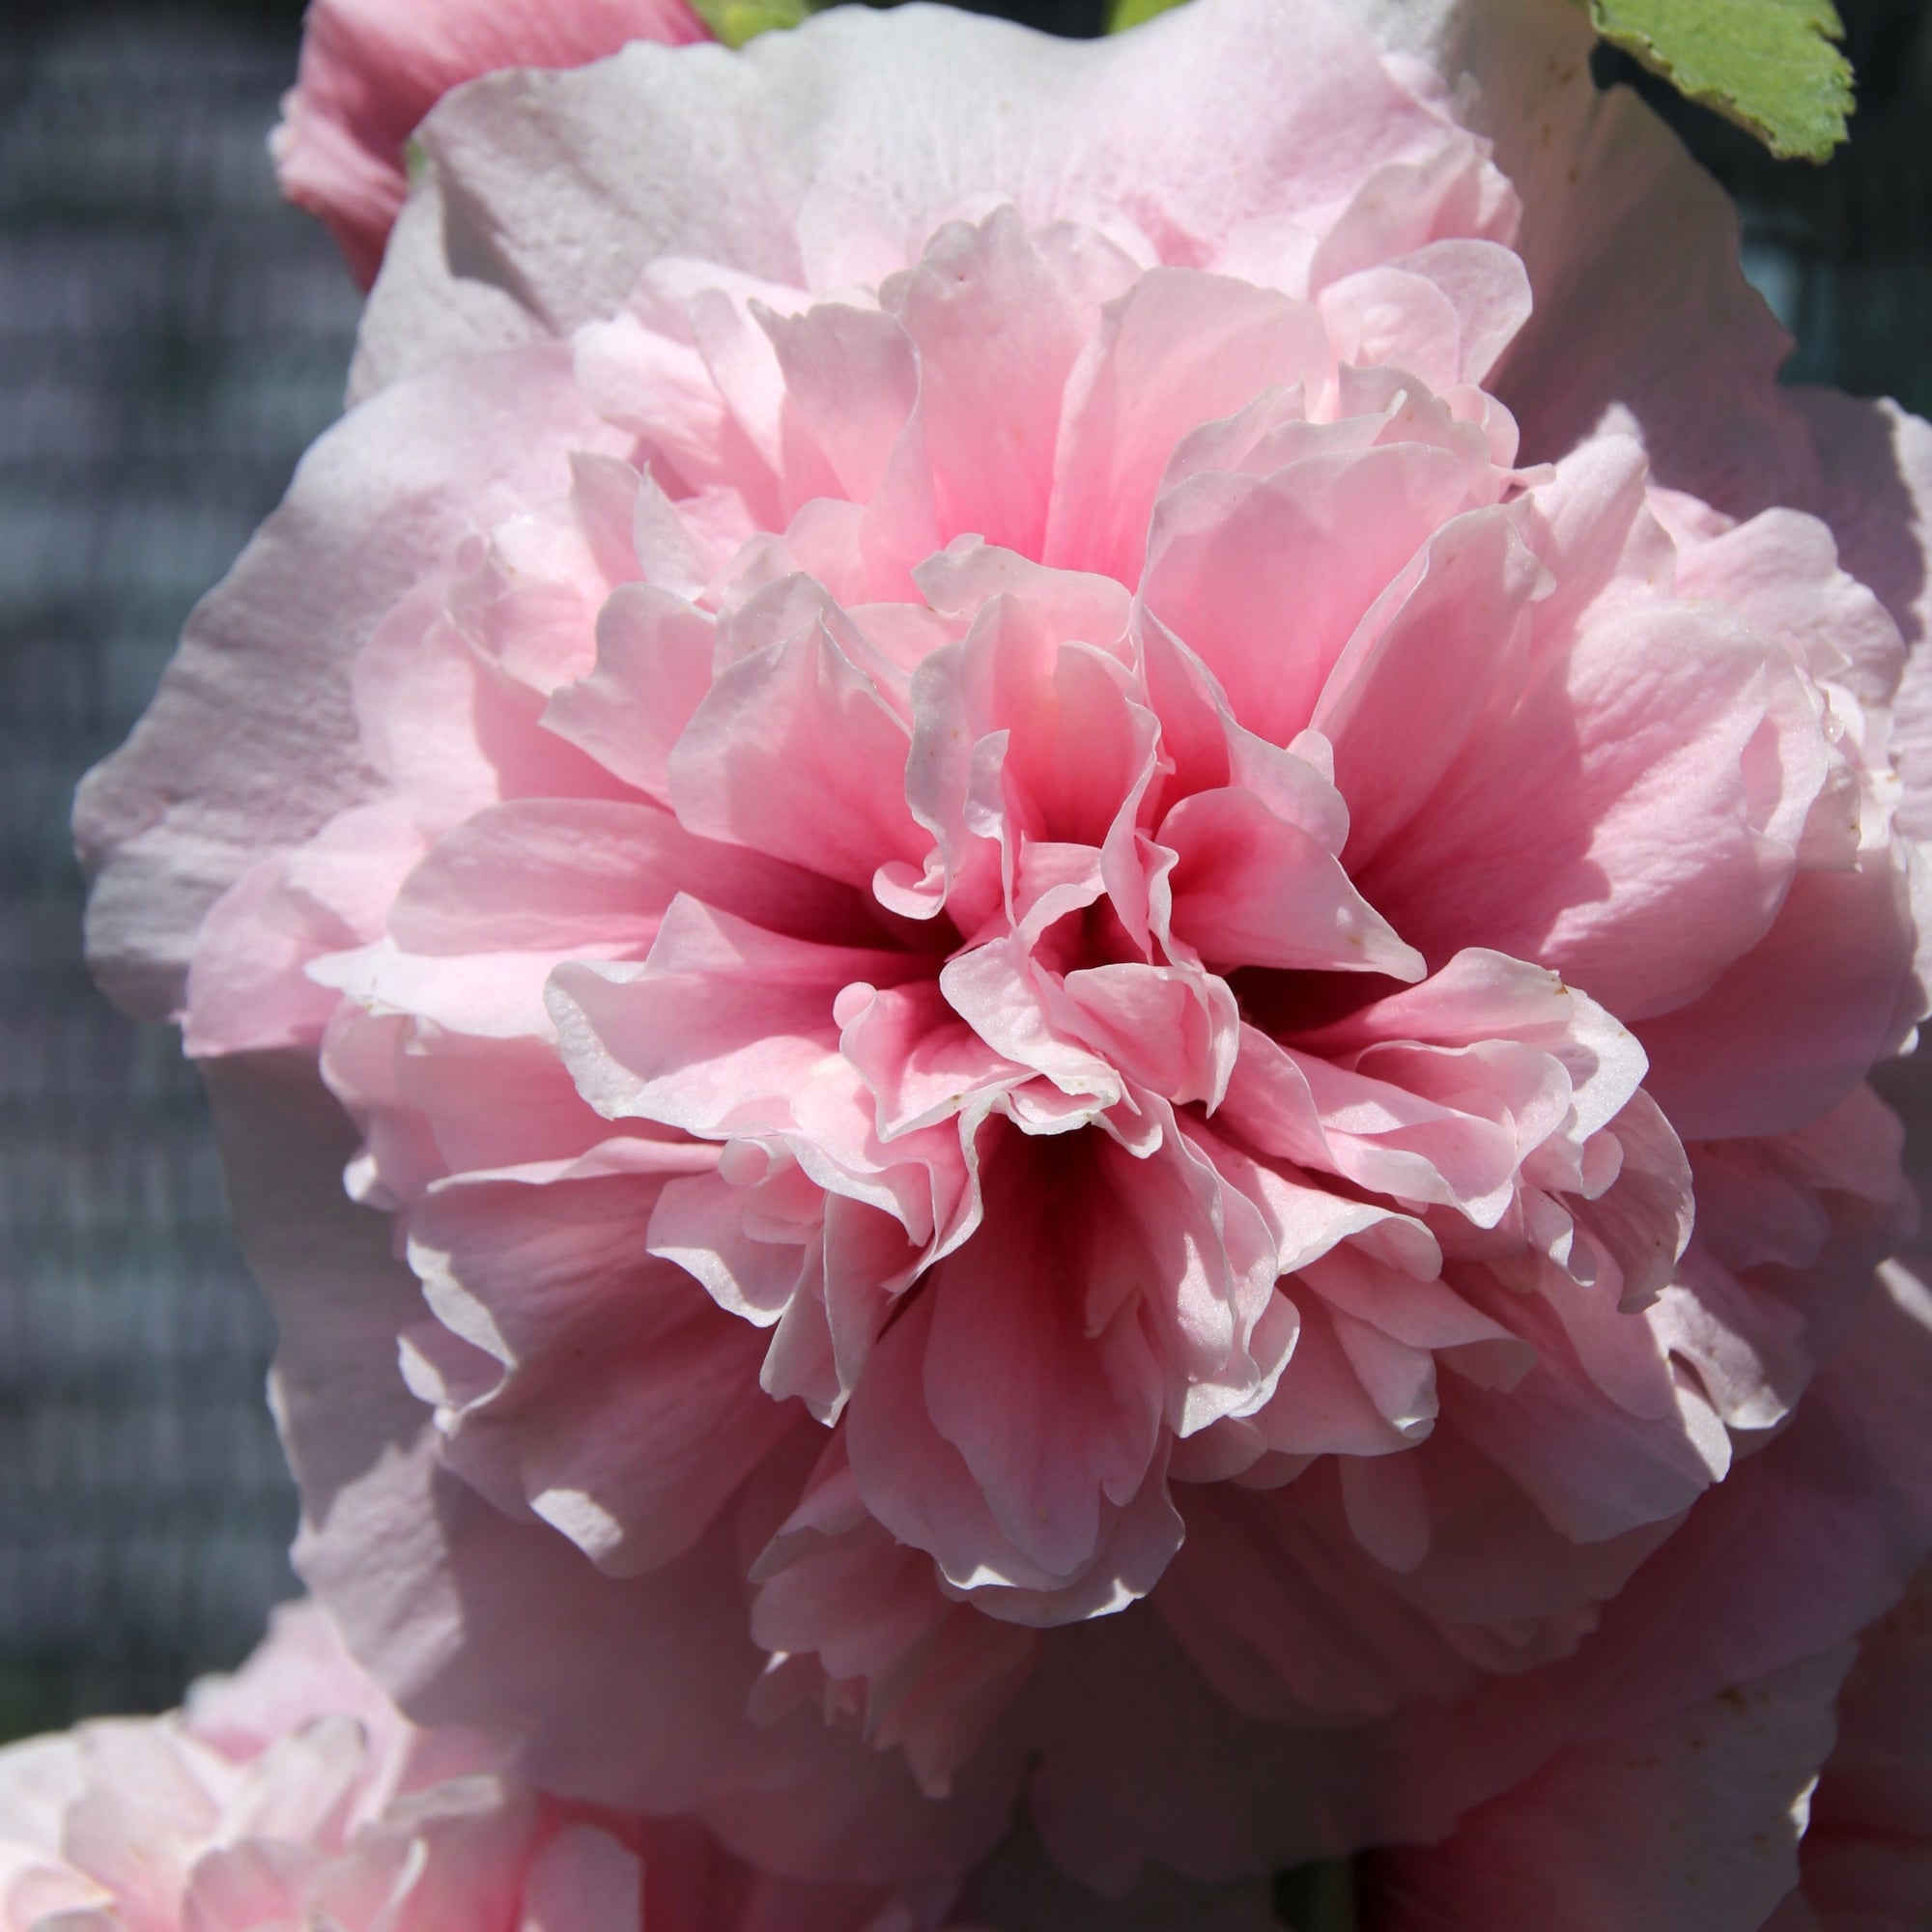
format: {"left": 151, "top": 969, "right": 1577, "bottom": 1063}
{"left": 75, "top": 0, "right": 1932, "bottom": 1906}
{"left": 271, "top": 0, "right": 713, "bottom": 287}
{"left": 0, "top": 1601, "right": 958, "bottom": 1932}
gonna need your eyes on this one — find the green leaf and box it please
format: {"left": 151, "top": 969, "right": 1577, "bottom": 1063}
{"left": 690, "top": 0, "right": 812, "bottom": 48}
{"left": 1586, "top": 0, "right": 1854, "bottom": 162}
{"left": 1106, "top": 0, "right": 1188, "bottom": 34}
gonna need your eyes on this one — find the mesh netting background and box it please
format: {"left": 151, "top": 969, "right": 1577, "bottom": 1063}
{"left": 0, "top": 0, "right": 1928, "bottom": 1739}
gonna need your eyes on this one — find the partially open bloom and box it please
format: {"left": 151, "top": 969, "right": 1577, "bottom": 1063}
{"left": 0, "top": 1602, "right": 954, "bottom": 1932}
{"left": 78, "top": 0, "right": 1932, "bottom": 1908}
{"left": 271, "top": 0, "right": 713, "bottom": 286}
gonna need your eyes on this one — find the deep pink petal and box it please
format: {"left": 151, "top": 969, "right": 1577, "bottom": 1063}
{"left": 919, "top": 1130, "right": 1169, "bottom": 1582}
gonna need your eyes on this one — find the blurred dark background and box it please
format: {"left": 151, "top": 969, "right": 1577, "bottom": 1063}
{"left": 0, "top": 0, "right": 1927, "bottom": 1737}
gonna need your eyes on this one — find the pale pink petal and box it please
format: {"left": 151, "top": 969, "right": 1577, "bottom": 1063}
{"left": 885, "top": 211, "right": 1091, "bottom": 565}
{"left": 1140, "top": 441, "right": 1480, "bottom": 749}
{"left": 845, "top": 1285, "right": 1178, "bottom": 1605}
{"left": 1354, "top": 596, "right": 1829, "bottom": 1019}
{"left": 1444, "top": 1285, "right": 1729, "bottom": 1544}
{"left": 1220, "top": 1025, "right": 1521, "bottom": 1224}
{"left": 182, "top": 856, "right": 366, "bottom": 1057}
{"left": 1520, "top": 431, "right": 1675, "bottom": 645}
{"left": 540, "top": 586, "right": 716, "bottom": 804}
{"left": 1044, "top": 269, "right": 1332, "bottom": 586}
{"left": 310, "top": 938, "right": 566, "bottom": 1041}
{"left": 762, "top": 301, "right": 921, "bottom": 509}
{"left": 668, "top": 615, "right": 927, "bottom": 890}
{"left": 357, "top": 0, "right": 1505, "bottom": 368}
{"left": 74, "top": 349, "right": 625, "bottom": 1023}
{"left": 272, "top": 0, "right": 712, "bottom": 286}
{"left": 839, "top": 980, "right": 1029, "bottom": 1141}
{"left": 1315, "top": 506, "right": 1548, "bottom": 867}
